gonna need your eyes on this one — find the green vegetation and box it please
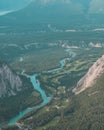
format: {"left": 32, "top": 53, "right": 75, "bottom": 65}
{"left": 18, "top": 73, "right": 104, "bottom": 130}
{"left": 0, "top": 76, "right": 42, "bottom": 124}
{"left": 45, "top": 74, "right": 104, "bottom": 130}
{"left": 0, "top": 24, "right": 104, "bottom": 130}
{"left": 11, "top": 48, "right": 67, "bottom": 73}
{"left": 9, "top": 47, "right": 103, "bottom": 130}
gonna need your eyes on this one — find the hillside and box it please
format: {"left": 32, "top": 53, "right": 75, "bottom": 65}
{"left": 0, "top": 62, "right": 22, "bottom": 98}
{"left": 0, "top": 1, "right": 104, "bottom": 26}
{"left": 0, "top": 2, "right": 85, "bottom": 25}
{"left": 45, "top": 56, "right": 104, "bottom": 130}
{"left": 51, "top": 73, "right": 104, "bottom": 130}
{"left": 73, "top": 55, "right": 104, "bottom": 94}
{"left": 0, "top": 61, "right": 42, "bottom": 124}
{"left": 2, "top": 55, "right": 104, "bottom": 130}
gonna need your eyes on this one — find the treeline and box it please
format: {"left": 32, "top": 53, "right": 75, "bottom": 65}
{"left": 0, "top": 76, "right": 42, "bottom": 123}
{"left": 46, "top": 74, "right": 104, "bottom": 130}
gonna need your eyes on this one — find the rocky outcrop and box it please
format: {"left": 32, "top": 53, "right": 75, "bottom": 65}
{"left": 73, "top": 55, "right": 104, "bottom": 95}
{"left": 0, "top": 62, "right": 22, "bottom": 98}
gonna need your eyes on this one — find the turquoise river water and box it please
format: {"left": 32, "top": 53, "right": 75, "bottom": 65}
{"left": 8, "top": 49, "right": 76, "bottom": 125}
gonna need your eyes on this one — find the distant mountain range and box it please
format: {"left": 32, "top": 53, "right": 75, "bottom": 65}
{"left": 0, "top": 0, "right": 31, "bottom": 13}
{"left": 0, "top": 0, "right": 104, "bottom": 25}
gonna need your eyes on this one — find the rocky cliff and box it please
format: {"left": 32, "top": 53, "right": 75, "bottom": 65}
{"left": 73, "top": 55, "right": 104, "bottom": 94}
{"left": 0, "top": 62, "right": 22, "bottom": 97}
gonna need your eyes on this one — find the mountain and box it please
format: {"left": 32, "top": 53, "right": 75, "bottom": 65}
{"left": 73, "top": 55, "right": 104, "bottom": 94}
{"left": 0, "top": 61, "right": 42, "bottom": 124}
{"left": 0, "top": 0, "right": 104, "bottom": 26}
{"left": 0, "top": 0, "right": 31, "bottom": 12}
{"left": 45, "top": 56, "right": 104, "bottom": 130}
{"left": 0, "top": 1, "right": 84, "bottom": 25}
{"left": 0, "top": 61, "right": 22, "bottom": 98}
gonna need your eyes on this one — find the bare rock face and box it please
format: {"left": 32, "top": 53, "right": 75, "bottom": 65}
{"left": 0, "top": 62, "right": 22, "bottom": 98}
{"left": 73, "top": 55, "right": 104, "bottom": 95}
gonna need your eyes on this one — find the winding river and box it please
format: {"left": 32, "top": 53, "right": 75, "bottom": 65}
{"left": 8, "top": 75, "right": 52, "bottom": 125}
{"left": 8, "top": 48, "right": 76, "bottom": 126}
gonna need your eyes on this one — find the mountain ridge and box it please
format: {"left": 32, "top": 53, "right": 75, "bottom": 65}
{"left": 73, "top": 55, "right": 104, "bottom": 94}
{"left": 0, "top": 1, "right": 104, "bottom": 25}
{"left": 0, "top": 62, "right": 22, "bottom": 98}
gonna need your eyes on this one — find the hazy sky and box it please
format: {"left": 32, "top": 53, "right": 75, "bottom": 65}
{"left": 0, "top": 0, "right": 31, "bottom": 11}
{"left": 89, "top": 0, "right": 104, "bottom": 13}
{"left": 0, "top": 0, "right": 104, "bottom": 15}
